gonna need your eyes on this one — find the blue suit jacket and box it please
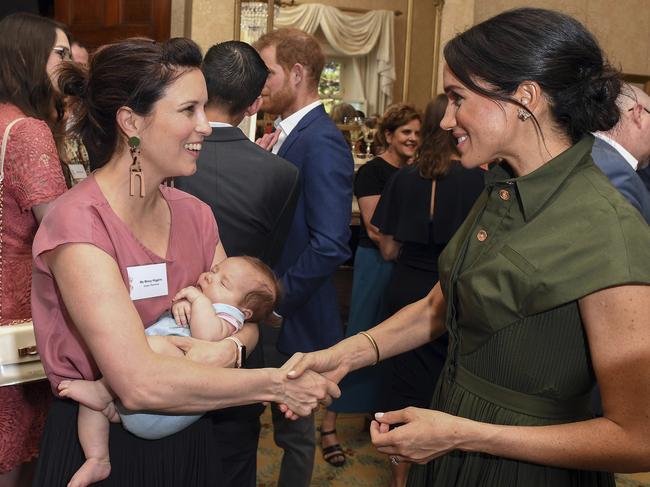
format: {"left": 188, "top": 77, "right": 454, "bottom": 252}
{"left": 591, "top": 137, "right": 650, "bottom": 224}
{"left": 274, "top": 105, "right": 353, "bottom": 354}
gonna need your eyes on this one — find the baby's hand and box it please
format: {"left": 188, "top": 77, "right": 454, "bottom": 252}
{"left": 173, "top": 285, "right": 203, "bottom": 303}
{"left": 172, "top": 299, "right": 192, "bottom": 327}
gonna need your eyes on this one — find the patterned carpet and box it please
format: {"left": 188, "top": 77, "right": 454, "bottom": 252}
{"left": 256, "top": 408, "right": 650, "bottom": 487}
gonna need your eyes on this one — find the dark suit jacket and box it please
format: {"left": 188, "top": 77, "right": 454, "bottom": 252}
{"left": 175, "top": 125, "right": 300, "bottom": 420}
{"left": 591, "top": 137, "right": 650, "bottom": 224}
{"left": 177, "top": 126, "right": 300, "bottom": 265}
{"left": 637, "top": 165, "right": 650, "bottom": 195}
{"left": 274, "top": 105, "right": 354, "bottom": 354}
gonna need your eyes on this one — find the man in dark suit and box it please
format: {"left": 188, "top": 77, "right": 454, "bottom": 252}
{"left": 253, "top": 29, "right": 353, "bottom": 487}
{"left": 175, "top": 40, "right": 300, "bottom": 487}
{"left": 592, "top": 84, "right": 650, "bottom": 224}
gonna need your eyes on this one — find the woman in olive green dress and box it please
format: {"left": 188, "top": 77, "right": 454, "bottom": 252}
{"left": 282, "top": 7, "right": 650, "bottom": 487}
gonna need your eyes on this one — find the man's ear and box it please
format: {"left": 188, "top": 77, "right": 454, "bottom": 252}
{"left": 244, "top": 96, "right": 264, "bottom": 117}
{"left": 629, "top": 103, "right": 646, "bottom": 129}
{"left": 290, "top": 63, "right": 305, "bottom": 87}
{"left": 116, "top": 106, "right": 141, "bottom": 139}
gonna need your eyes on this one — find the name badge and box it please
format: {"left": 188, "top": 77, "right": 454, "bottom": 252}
{"left": 68, "top": 163, "right": 87, "bottom": 180}
{"left": 127, "top": 263, "right": 168, "bottom": 301}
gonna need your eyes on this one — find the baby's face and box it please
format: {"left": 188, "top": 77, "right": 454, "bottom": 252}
{"left": 196, "top": 257, "right": 259, "bottom": 306}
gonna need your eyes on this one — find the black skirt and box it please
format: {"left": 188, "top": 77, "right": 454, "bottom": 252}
{"left": 33, "top": 399, "right": 224, "bottom": 486}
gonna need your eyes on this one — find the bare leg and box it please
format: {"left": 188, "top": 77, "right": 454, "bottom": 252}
{"left": 389, "top": 461, "right": 410, "bottom": 487}
{"left": 58, "top": 378, "right": 119, "bottom": 422}
{"left": 67, "top": 405, "right": 111, "bottom": 487}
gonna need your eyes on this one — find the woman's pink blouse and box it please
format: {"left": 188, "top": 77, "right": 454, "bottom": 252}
{"left": 31, "top": 174, "right": 219, "bottom": 392}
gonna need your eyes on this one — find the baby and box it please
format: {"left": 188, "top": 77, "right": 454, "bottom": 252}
{"left": 58, "top": 256, "right": 280, "bottom": 487}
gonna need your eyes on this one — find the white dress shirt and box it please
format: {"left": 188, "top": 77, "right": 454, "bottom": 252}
{"left": 271, "top": 100, "right": 322, "bottom": 155}
{"left": 209, "top": 121, "right": 233, "bottom": 128}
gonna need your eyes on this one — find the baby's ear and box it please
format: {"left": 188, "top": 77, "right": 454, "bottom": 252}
{"left": 241, "top": 307, "right": 254, "bottom": 321}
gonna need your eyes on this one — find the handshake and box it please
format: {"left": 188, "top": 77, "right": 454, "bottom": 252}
{"left": 271, "top": 348, "right": 349, "bottom": 419}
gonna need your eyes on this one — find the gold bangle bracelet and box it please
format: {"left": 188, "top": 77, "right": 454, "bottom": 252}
{"left": 359, "top": 331, "right": 380, "bottom": 365}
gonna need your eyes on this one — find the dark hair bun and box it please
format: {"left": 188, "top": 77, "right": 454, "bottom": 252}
{"left": 552, "top": 62, "right": 621, "bottom": 143}
{"left": 444, "top": 8, "right": 622, "bottom": 143}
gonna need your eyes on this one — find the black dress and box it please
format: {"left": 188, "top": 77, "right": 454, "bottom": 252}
{"left": 372, "top": 163, "right": 484, "bottom": 411}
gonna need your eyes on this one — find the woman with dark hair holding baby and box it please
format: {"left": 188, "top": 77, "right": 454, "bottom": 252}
{"left": 31, "top": 37, "right": 338, "bottom": 487}
{"left": 287, "top": 8, "right": 650, "bottom": 487}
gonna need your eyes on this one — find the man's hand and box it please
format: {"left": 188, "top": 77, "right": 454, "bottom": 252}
{"left": 255, "top": 128, "right": 281, "bottom": 152}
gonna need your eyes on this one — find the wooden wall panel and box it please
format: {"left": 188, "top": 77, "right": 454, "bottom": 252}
{"left": 55, "top": 0, "right": 171, "bottom": 48}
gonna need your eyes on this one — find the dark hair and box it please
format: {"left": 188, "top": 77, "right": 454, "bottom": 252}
{"left": 203, "top": 41, "right": 268, "bottom": 116}
{"left": 59, "top": 37, "right": 203, "bottom": 169}
{"left": 0, "top": 12, "right": 67, "bottom": 128}
{"left": 375, "top": 103, "right": 421, "bottom": 150}
{"left": 239, "top": 256, "right": 281, "bottom": 322}
{"left": 444, "top": 8, "right": 621, "bottom": 144}
{"left": 417, "top": 95, "right": 457, "bottom": 179}
{"left": 253, "top": 28, "right": 324, "bottom": 90}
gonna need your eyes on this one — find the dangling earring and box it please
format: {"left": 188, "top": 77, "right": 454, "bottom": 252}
{"left": 128, "top": 136, "right": 145, "bottom": 197}
{"left": 517, "top": 107, "right": 532, "bottom": 122}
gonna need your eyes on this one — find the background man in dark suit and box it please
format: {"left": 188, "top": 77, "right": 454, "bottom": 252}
{"left": 253, "top": 28, "right": 353, "bottom": 487}
{"left": 592, "top": 84, "right": 650, "bottom": 224}
{"left": 175, "top": 40, "right": 300, "bottom": 487}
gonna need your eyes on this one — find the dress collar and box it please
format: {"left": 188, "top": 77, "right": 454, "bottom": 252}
{"left": 484, "top": 135, "right": 595, "bottom": 222}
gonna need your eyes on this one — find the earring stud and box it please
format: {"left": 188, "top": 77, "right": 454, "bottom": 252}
{"left": 517, "top": 108, "right": 532, "bottom": 121}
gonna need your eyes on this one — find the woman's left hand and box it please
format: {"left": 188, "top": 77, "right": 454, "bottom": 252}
{"left": 370, "top": 407, "right": 471, "bottom": 464}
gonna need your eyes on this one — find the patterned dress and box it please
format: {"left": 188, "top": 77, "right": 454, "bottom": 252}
{"left": 0, "top": 104, "right": 66, "bottom": 473}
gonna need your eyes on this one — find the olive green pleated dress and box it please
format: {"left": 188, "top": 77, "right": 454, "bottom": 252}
{"left": 408, "top": 136, "right": 650, "bottom": 487}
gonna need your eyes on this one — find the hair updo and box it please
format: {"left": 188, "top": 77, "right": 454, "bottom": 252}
{"left": 58, "top": 37, "right": 202, "bottom": 169}
{"left": 443, "top": 8, "right": 621, "bottom": 143}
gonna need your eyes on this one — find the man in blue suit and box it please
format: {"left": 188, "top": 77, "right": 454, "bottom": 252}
{"left": 592, "top": 84, "right": 650, "bottom": 224}
{"left": 254, "top": 28, "right": 353, "bottom": 487}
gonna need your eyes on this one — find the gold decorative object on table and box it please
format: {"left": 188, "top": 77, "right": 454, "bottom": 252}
{"left": 343, "top": 116, "right": 363, "bottom": 156}
{"left": 361, "top": 116, "right": 377, "bottom": 159}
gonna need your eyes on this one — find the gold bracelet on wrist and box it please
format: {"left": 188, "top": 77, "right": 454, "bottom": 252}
{"left": 358, "top": 331, "right": 380, "bottom": 366}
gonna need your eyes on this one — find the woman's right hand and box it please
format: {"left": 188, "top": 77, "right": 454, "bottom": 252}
{"left": 284, "top": 348, "right": 350, "bottom": 384}
{"left": 273, "top": 352, "right": 342, "bottom": 418}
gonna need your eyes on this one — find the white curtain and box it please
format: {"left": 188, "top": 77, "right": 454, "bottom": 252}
{"left": 275, "top": 3, "right": 395, "bottom": 115}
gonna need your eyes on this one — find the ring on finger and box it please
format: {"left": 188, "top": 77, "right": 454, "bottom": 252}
{"left": 390, "top": 455, "right": 400, "bottom": 465}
